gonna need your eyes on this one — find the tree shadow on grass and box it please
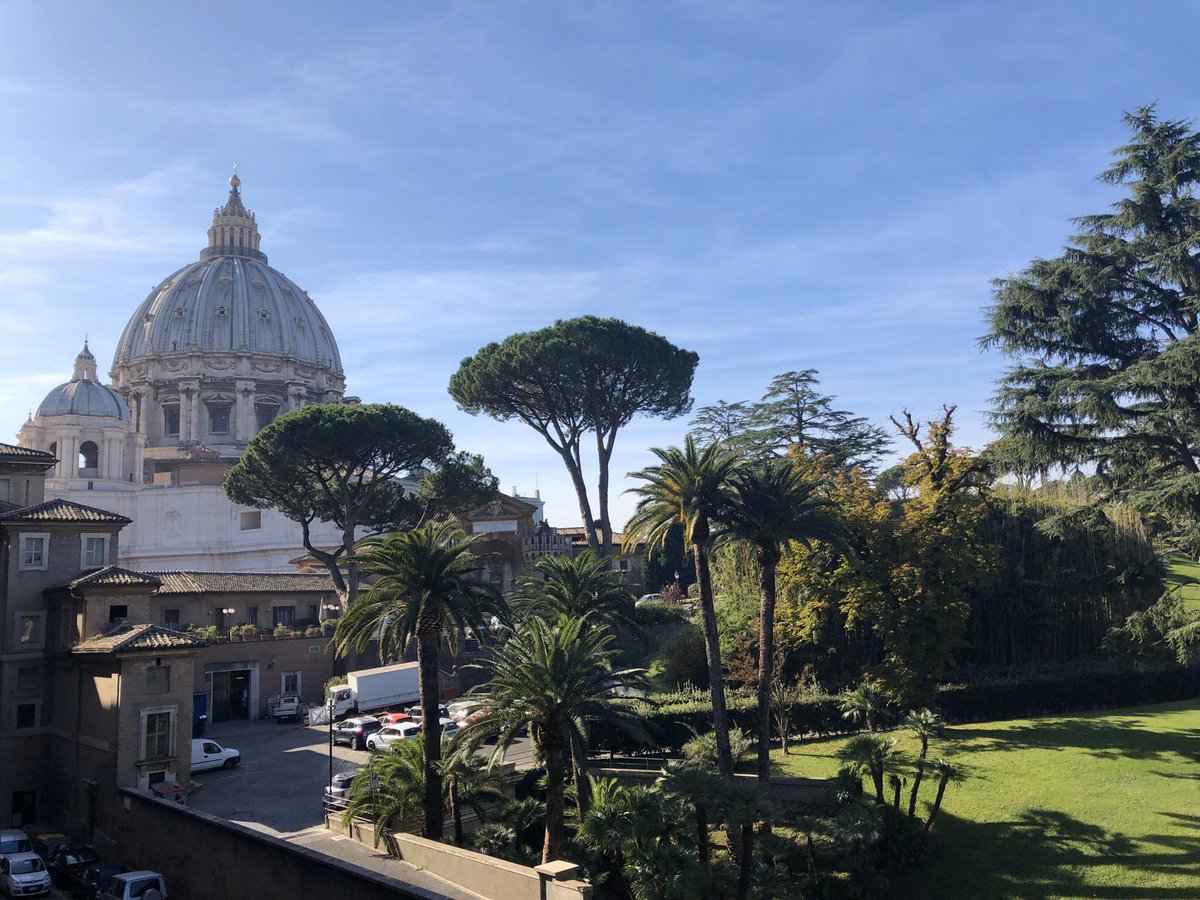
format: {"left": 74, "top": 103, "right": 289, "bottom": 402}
{"left": 894, "top": 806, "right": 1199, "bottom": 900}
{"left": 944, "top": 715, "right": 1200, "bottom": 763}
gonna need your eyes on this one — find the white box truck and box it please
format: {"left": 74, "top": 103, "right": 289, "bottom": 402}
{"left": 328, "top": 661, "right": 421, "bottom": 717}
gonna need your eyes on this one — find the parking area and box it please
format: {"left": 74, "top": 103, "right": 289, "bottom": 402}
{"left": 190, "top": 718, "right": 533, "bottom": 836}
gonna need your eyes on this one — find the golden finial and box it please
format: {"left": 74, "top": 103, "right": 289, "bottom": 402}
{"left": 229, "top": 162, "right": 241, "bottom": 190}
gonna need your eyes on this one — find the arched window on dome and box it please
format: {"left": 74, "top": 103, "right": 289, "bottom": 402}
{"left": 79, "top": 441, "right": 99, "bottom": 475}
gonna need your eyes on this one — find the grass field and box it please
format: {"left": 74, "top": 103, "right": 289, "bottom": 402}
{"left": 773, "top": 700, "right": 1200, "bottom": 899}
{"left": 1163, "top": 553, "right": 1200, "bottom": 612}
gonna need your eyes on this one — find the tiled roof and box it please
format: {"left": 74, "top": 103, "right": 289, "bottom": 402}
{"left": 71, "top": 566, "right": 163, "bottom": 590}
{"left": 0, "top": 498, "right": 131, "bottom": 524}
{"left": 73, "top": 623, "right": 206, "bottom": 654}
{"left": 0, "top": 442, "right": 55, "bottom": 462}
{"left": 554, "top": 526, "right": 626, "bottom": 545}
{"left": 148, "top": 571, "right": 337, "bottom": 594}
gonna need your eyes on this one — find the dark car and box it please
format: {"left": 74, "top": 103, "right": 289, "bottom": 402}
{"left": 48, "top": 844, "right": 101, "bottom": 887}
{"left": 332, "top": 717, "right": 382, "bottom": 751}
{"left": 71, "top": 860, "right": 127, "bottom": 899}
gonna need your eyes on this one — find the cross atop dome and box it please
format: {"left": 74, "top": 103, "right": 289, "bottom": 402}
{"left": 203, "top": 167, "right": 265, "bottom": 262}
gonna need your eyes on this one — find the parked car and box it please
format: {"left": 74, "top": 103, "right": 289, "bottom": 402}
{"left": 366, "top": 722, "right": 421, "bottom": 750}
{"left": 0, "top": 828, "right": 32, "bottom": 856}
{"left": 437, "top": 717, "right": 460, "bottom": 738}
{"left": 71, "top": 861, "right": 126, "bottom": 899}
{"left": 323, "top": 771, "right": 357, "bottom": 811}
{"left": 446, "top": 700, "right": 477, "bottom": 722}
{"left": 332, "top": 717, "right": 383, "bottom": 750}
{"left": 97, "top": 870, "right": 168, "bottom": 900}
{"left": 374, "top": 711, "right": 414, "bottom": 727}
{"left": 47, "top": 844, "right": 101, "bottom": 887}
{"left": 0, "top": 851, "right": 51, "bottom": 896}
{"left": 190, "top": 738, "right": 240, "bottom": 772}
{"left": 405, "top": 704, "right": 450, "bottom": 721}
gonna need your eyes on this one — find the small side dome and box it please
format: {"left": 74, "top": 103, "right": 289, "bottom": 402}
{"left": 36, "top": 341, "right": 131, "bottom": 421}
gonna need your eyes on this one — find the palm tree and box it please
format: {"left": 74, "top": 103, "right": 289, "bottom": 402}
{"left": 514, "top": 550, "right": 642, "bottom": 818}
{"left": 903, "top": 708, "right": 944, "bottom": 818}
{"left": 923, "top": 759, "right": 965, "bottom": 835}
{"left": 657, "top": 762, "right": 728, "bottom": 880}
{"left": 715, "top": 777, "right": 775, "bottom": 900}
{"left": 626, "top": 435, "right": 742, "bottom": 777}
{"left": 577, "top": 776, "right": 667, "bottom": 897}
{"left": 837, "top": 734, "right": 901, "bottom": 804}
{"left": 342, "top": 739, "right": 425, "bottom": 846}
{"left": 838, "top": 679, "right": 893, "bottom": 733}
{"left": 457, "top": 615, "right": 648, "bottom": 863}
{"left": 438, "top": 746, "right": 508, "bottom": 847}
{"left": 718, "top": 458, "right": 846, "bottom": 782}
{"left": 335, "top": 520, "right": 501, "bottom": 841}
{"left": 512, "top": 550, "right": 639, "bottom": 634}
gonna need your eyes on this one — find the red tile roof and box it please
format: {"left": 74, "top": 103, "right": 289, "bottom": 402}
{"left": 71, "top": 566, "right": 163, "bottom": 590}
{"left": 148, "top": 571, "right": 336, "bottom": 594}
{"left": 73, "top": 623, "right": 206, "bottom": 654}
{"left": 0, "top": 498, "right": 131, "bottom": 524}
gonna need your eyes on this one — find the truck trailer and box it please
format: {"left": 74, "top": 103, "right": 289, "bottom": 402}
{"left": 328, "top": 662, "right": 421, "bottom": 717}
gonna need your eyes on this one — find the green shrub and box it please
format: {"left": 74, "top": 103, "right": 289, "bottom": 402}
{"left": 633, "top": 600, "right": 686, "bottom": 626}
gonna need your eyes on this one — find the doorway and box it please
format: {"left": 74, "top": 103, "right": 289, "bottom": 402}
{"left": 10, "top": 790, "right": 36, "bottom": 828}
{"left": 210, "top": 669, "right": 253, "bottom": 721}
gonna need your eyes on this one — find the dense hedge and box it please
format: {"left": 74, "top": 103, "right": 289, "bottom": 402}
{"left": 595, "top": 666, "right": 1200, "bottom": 755}
{"left": 935, "top": 665, "right": 1200, "bottom": 723}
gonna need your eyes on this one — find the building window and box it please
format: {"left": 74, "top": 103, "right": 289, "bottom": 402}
{"left": 209, "top": 405, "right": 231, "bottom": 434}
{"left": 272, "top": 606, "right": 295, "bottom": 628}
{"left": 81, "top": 534, "right": 109, "bottom": 568}
{"left": 19, "top": 534, "right": 49, "bottom": 571}
{"left": 308, "top": 603, "right": 318, "bottom": 621}
{"left": 163, "top": 609, "right": 180, "bottom": 631}
{"left": 141, "top": 708, "right": 176, "bottom": 760}
{"left": 163, "top": 404, "right": 180, "bottom": 436}
{"left": 255, "top": 403, "right": 278, "bottom": 431}
{"left": 216, "top": 305, "right": 227, "bottom": 317}
{"left": 59, "top": 604, "right": 73, "bottom": 647}
{"left": 146, "top": 665, "right": 170, "bottom": 695}
{"left": 109, "top": 605, "right": 128, "bottom": 624}
{"left": 14, "top": 613, "right": 44, "bottom": 649}
{"left": 239, "top": 511, "right": 261, "bottom": 531}
{"left": 248, "top": 606, "right": 258, "bottom": 626}
{"left": 15, "top": 703, "right": 38, "bottom": 730}
{"left": 618, "top": 559, "right": 630, "bottom": 572}
{"left": 281, "top": 671, "right": 300, "bottom": 696}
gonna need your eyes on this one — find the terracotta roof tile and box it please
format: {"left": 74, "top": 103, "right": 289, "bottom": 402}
{"left": 71, "top": 566, "right": 163, "bottom": 589}
{"left": 73, "top": 623, "right": 206, "bottom": 654}
{"left": 0, "top": 442, "right": 55, "bottom": 462}
{"left": 148, "top": 571, "right": 336, "bottom": 594}
{"left": 0, "top": 498, "right": 131, "bottom": 524}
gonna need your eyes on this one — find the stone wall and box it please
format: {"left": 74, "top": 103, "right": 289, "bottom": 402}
{"left": 337, "top": 814, "right": 592, "bottom": 900}
{"left": 115, "top": 789, "right": 444, "bottom": 900}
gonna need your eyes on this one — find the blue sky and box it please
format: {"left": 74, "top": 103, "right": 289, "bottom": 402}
{"left": 1, "top": 1, "right": 1197, "bottom": 529}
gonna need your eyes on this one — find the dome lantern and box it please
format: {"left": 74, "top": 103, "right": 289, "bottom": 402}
{"left": 203, "top": 166, "right": 264, "bottom": 263}
{"left": 73, "top": 339, "right": 98, "bottom": 382}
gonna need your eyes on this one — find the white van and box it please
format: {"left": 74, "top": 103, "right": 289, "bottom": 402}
{"left": 190, "top": 738, "right": 240, "bottom": 772}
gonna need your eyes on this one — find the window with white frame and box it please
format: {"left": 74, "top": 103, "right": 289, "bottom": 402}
{"left": 239, "top": 511, "right": 261, "bottom": 531}
{"left": 80, "top": 534, "right": 109, "bottom": 568}
{"left": 18, "top": 534, "right": 49, "bottom": 571}
{"left": 281, "top": 671, "right": 300, "bottom": 696}
{"left": 140, "top": 707, "right": 176, "bottom": 760}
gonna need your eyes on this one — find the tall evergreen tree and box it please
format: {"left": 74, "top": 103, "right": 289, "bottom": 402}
{"left": 983, "top": 106, "right": 1200, "bottom": 551}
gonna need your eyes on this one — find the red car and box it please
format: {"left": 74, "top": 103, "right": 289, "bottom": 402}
{"left": 374, "top": 712, "right": 413, "bottom": 727}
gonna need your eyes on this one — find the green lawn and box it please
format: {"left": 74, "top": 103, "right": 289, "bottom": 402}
{"left": 1164, "top": 553, "right": 1200, "bottom": 612}
{"left": 772, "top": 700, "right": 1200, "bottom": 899}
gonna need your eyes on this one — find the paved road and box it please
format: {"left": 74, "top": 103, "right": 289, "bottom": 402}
{"left": 186, "top": 717, "right": 533, "bottom": 898}
{"left": 192, "top": 718, "right": 532, "bottom": 836}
